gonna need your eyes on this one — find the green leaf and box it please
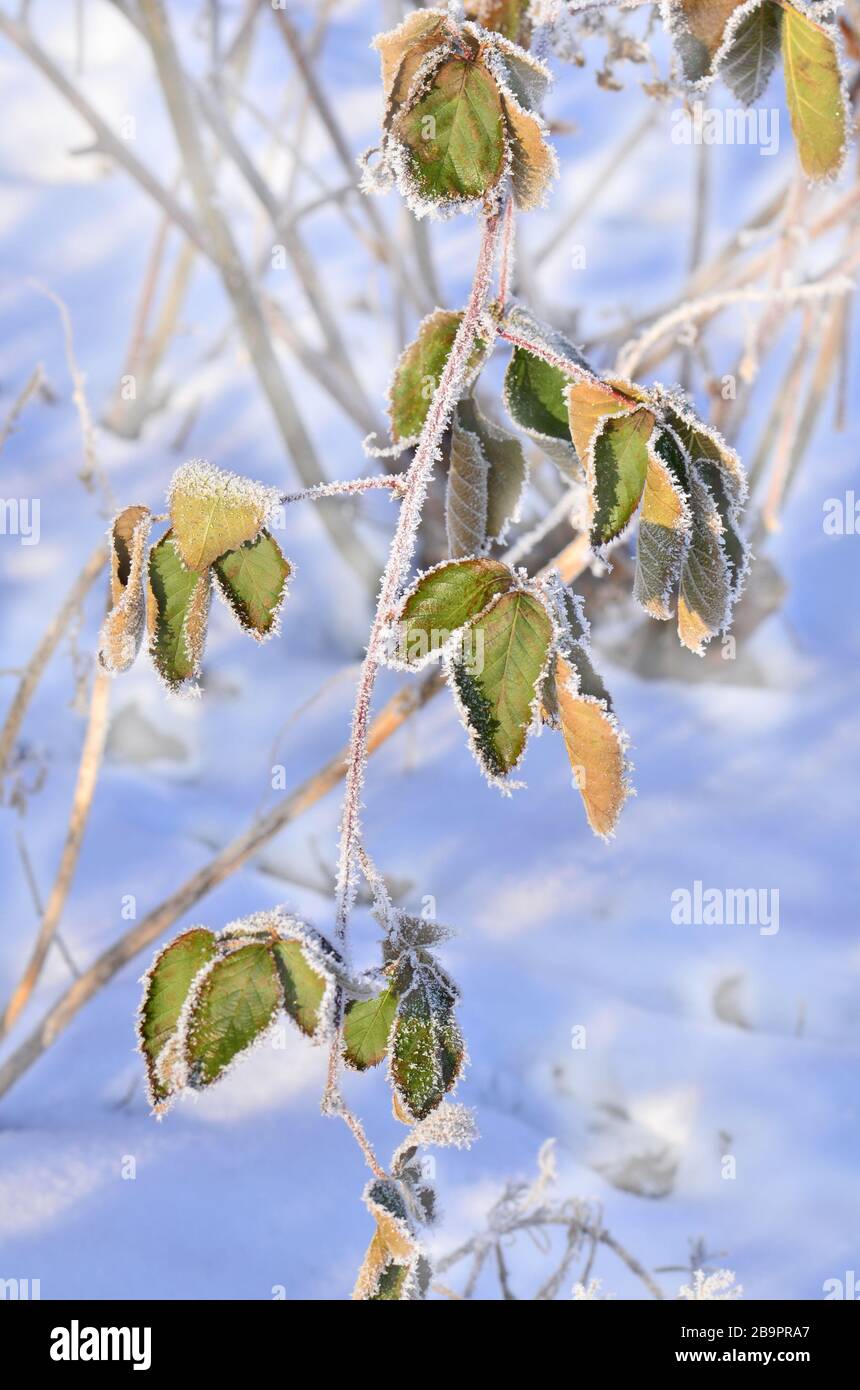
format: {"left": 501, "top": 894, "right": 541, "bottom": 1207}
{"left": 394, "top": 557, "right": 514, "bottom": 667}
{"left": 452, "top": 588, "right": 553, "bottom": 776}
{"left": 271, "top": 939, "right": 327, "bottom": 1038}
{"left": 138, "top": 928, "right": 217, "bottom": 1105}
{"left": 372, "top": 1262, "right": 410, "bottom": 1300}
{"left": 388, "top": 308, "right": 487, "bottom": 444}
{"left": 397, "top": 56, "right": 506, "bottom": 204}
{"left": 392, "top": 969, "right": 463, "bottom": 1121}
{"left": 213, "top": 529, "right": 291, "bottom": 640}
{"left": 182, "top": 943, "right": 281, "bottom": 1088}
{"left": 566, "top": 377, "right": 645, "bottom": 467}
{"left": 695, "top": 457, "right": 749, "bottom": 599}
{"left": 721, "top": 1, "right": 782, "bottom": 104}
{"left": 782, "top": 2, "right": 847, "bottom": 180}
{"left": 665, "top": 406, "right": 748, "bottom": 599}
{"left": 505, "top": 346, "right": 571, "bottom": 444}
{"left": 589, "top": 407, "right": 655, "bottom": 549}
{"left": 633, "top": 429, "right": 692, "bottom": 620}
{"left": 457, "top": 397, "right": 527, "bottom": 544}
{"left": 168, "top": 459, "right": 279, "bottom": 572}
{"left": 98, "top": 504, "right": 152, "bottom": 675}
{"left": 344, "top": 983, "right": 399, "bottom": 1071}
{"left": 677, "top": 463, "right": 732, "bottom": 656}
{"left": 147, "top": 531, "right": 211, "bottom": 692}
{"left": 502, "top": 307, "right": 593, "bottom": 474}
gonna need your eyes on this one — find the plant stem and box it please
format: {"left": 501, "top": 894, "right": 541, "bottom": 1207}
{"left": 279, "top": 476, "right": 405, "bottom": 506}
{"left": 323, "top": 210, "right": 504, "bottom": 1113}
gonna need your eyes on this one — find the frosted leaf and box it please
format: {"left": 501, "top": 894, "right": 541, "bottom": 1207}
{"left": 136, "top": 927, "right": 217, "bottom": 1111}
{"left": 633, "top": 429, "right": 693, "bottom": 621}
{"left": 180, "top": 943, "right": 284, "bottom": 1090}
{"left": 213, "top": 529, "right": 291, "bottom": 642}
{"left": 146, "top": 531, "right": 212, "bottom": 696}
{"left": 677, "top": 462, "right": 734, "bottom": 656}
{"left": 373, "top": 7, "right": 449, "bottom": 112}
{"left": 352, "top": 1176, "right": 428, "bottom": 1301}
{"left": 552, "top": 652, "right": 630, "bottom": 840}
{"left": 457, "top": 396, "right": 527, "bottom": 545}
{"left": 388, "top": 556, "right": 514, "bottom": 671}
{"left": 446, "top": 415, "right": 489, "bottom": 557}
{"left": 502, "top": 305, "right": 592, "bottom": 477}
{"left": 390, "top": 963, "right": 465, "bottom": 1122}
{"left": 665, "top": 0, "right": 764, "bottom": 88}
{"left": 720, "top": 1, "right": 782, "bottom": 105}
{"left": 545, "top": 577, "right": 612, "bottom": 708}
{"left": 98, "top": 504, "right": 152, "bottom": 675}
{"left": 388, "top": 307, "right": 490, "bottom": 446}
{"left": 344, "top": 979, "right": 399, "bottom": 1071}
{"left": 490, "top": 32, "right": 552, "bottom": 110}
{"left": 167, "top": 458, "right": 280, "bottom": 572}
{"left": 446, "top": 585, "right": 554, "bottom": 784}
{"left": 500, "top": 90, "right": 558, "bottom": 210}
{"left": 780, "top": 2, "right": 848, "bottom": 181}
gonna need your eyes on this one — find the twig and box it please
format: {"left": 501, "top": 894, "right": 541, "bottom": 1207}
{"left": 16, "top": 831, "right": 80, "bottom": 979}
{"left": 29, "top": 280, "right": 112, "bottom": 508}
{"left": 616, "top": 277, "right": 855, "bottom": 380}
{"left": 0, "top": 544, "right": 107, "bottom": 797}
{"left": 137, "top": 0, "right": 379, "bottom": 589}
{"left": 280, "top": 475, "right": 405, "bottom": 505}
{"left": 0, "top": 667, "right": 111, "bottom": 1039}
{"left": 323, "top": 210, "right": 504, "bottom": 1119}
{"left": 0, "top": 364, "right": 45, "bottom": 453}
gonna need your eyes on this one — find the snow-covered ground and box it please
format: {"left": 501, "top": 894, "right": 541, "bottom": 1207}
{"left": 0, "top": 2, "right": 857, "bottom": 1300}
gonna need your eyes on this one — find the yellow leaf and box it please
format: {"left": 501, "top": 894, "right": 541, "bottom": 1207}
{"left": 501, "top": 95, "right": 557, "bottom": 211}
{"left": 98, "top": 504, "right": 152, "bottom": 674}
{"left": 781, "top": 2, "right": 847, "bottom": 181}
{"left": 565, "top": 378, "right": 643, "bottom": 465}
{"left": 554, "top": 653, "right": 627, "bottom": 839}
{"left": 168, "top": 459, "right": 279, "bottom": 572}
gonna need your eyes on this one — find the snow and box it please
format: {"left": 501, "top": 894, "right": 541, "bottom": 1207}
{"left": 0, "top": 0, "right": 857, "bottom": 1301}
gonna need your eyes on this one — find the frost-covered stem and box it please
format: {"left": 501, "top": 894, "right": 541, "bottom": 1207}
{"left": 324, "top": 211, "right": 503, "bottom": 1110}
{"left": 498, "top": 325, "right": 633, "bottom": 404}
{"left": 498, "top": 196, "right": 516, "bottom": 308}
{"left": 616, "top": 277, "right": 855, "bottom": 380}
{"left": 280, "top": 475, "right": 405, "bottom": 505}
{"left": 334, "top": 1095, "right": 388, "bottom": 1180}
{"left": 334, "top": 211, "right": 502, "bottom": 934}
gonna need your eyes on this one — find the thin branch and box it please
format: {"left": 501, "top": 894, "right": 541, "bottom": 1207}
{"left": 0, "top": 668, "right": 111, "bottom": 1039}
{"left": 0, "top": 364, "right": 45, "bottom": 453}
{"left": 616, "top": 277, "right": 855, "bottom": 380}
{"left": 136, "top": 0, "right": 379, "bottom": 589}
{"left": 30, "top": 280, "right": 113, "bottom": 509}
{"left": 0, "top": 544, "right": 107, "bottom": 797}
{"left": 280, "top": 475, "right": 405, "bottom": 505}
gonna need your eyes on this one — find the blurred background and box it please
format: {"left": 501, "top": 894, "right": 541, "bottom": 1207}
{"left": 0, "top": 0, "right": 858, "bottom": 1299}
